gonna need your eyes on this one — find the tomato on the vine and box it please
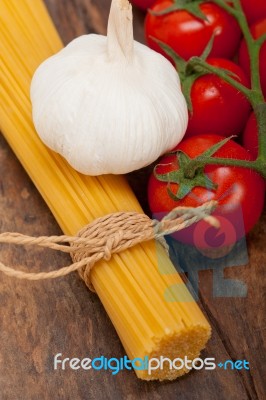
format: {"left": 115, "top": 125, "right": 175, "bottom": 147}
{"left": 238, "top": 18, "right": 266, "bottom": 98}
{"left": 240, "top": 0, "right": 266, "bottom": 25}
{"left": 145, "top": 1, "right": 242, "bottom": 61}
{"left": 242, "top": 112, "right": 259, "bottom": 159}
{"left": 131, "top": 0, "right": 156, "bottom": 10}
{"left": 185, "top": 58, "right": 251, "bottom": 137}
{"left": 148, "top": 134, "right": 265, "bottom": 246}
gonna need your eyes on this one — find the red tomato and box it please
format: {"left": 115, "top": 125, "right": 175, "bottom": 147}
{"left": 242, "top": 112, "right": 259, "bottom": 159}
{"left": 131, "top": 0, "right": 156, "bottom": 10}
{"left": 145, "top": 1, "right": 242, "bottom": 61}
{"left": 240, "top": 0, "right": 266, "bottom": 25}
{"left": 186, "top": 58, "right": 251, "bottom": 137}
{"left": 238, "top": 18, "right": 266, "bottom": 97}
{"left": 148, "top": 134, "right": 265, "bottom": 246}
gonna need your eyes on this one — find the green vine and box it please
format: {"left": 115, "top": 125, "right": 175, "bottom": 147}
{"left": 153, "top": 0, "right": 266, "bottom": 182}
{"left": 184, "top": 0, "right": 266, "bottom": 177}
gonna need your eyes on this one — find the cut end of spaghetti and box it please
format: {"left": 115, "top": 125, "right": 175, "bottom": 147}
{"left": 136, "top": 325, "right": 211, "bottom": 380}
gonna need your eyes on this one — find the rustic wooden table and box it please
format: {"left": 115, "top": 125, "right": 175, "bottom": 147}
{"left": 0, "top": 1, "right": 265, "bottom": 399}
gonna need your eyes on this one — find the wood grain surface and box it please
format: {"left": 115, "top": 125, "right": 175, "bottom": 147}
{"left": 0, "top": 1, "right": 265, "bottom": 399}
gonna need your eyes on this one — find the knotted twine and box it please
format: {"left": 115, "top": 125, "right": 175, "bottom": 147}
{"left": 0, "top": 200, "right": 218, "bottom": 291}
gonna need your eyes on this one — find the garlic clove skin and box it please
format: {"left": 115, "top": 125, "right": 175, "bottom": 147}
{"left": 31, "top": 0, "right": 188, "bottom": 175}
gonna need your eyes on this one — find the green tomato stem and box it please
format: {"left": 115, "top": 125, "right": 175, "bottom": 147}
{"left": 230, "top": 0, "right": 263, "bottom": 96}
{"left": 255, "top": 103, "right": 266, "bottom": 161}
{"left": 154, "top": 0, "right": 266, "bottom": 183}
{"left": 210, "top": 0, "right": 265, "bottom": 103}
{"left": 211, "top": 0, "right": 238, "bottom": 17}
{"left": 186, "top": 0, "right": 266, "bottom": 177}
{"left": 184, "top": 157, "right": 266, "bottom": 179}
{"left": 257, "top": 34, "right": 266, "bottom": 47}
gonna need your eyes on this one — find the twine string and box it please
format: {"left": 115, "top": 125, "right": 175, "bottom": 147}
{"left": 0, "top": 200, "right": 219, "bottom": 291}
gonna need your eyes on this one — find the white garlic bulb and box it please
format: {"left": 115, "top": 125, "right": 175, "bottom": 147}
{"left": 31, "top": 0, "right": 188, "bottom": 175}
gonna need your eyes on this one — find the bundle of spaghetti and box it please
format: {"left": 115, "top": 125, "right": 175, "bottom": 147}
{"left": 0, "top": 0, "right": 211, "bottom": 380}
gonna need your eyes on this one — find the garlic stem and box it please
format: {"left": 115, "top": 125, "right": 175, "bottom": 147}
{"left": 107, "top": 0, "right": 134, "bottom": 62}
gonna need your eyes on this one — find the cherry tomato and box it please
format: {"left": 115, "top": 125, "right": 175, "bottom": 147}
{"left": 148, "top": 134, "right": 265, "bottom": 246}
{"left": 240, "top": 0, "right": 266, "bottom": 25}
{"left": 185, "top": 58, "right": 251, "bottom": 137}
{"left": 145, "top": 1, "right": 242, "bottom": 61}
{"left": 131, "top": 0, "right": 156, "bottom": 10}
{"left": 238, "top": 18, "right": 266, "bottom": 98}
{"left": 242, "top": 112, "right": 259, "bottom": 159}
